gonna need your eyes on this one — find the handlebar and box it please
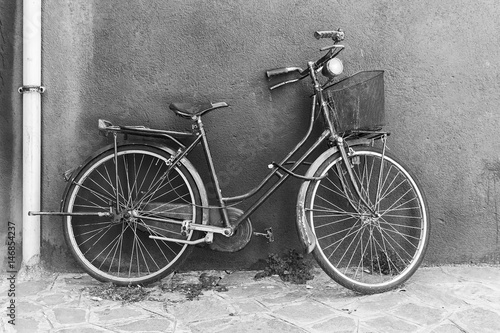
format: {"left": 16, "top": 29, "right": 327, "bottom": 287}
{"left": 266, "top": 29, "right": 345, "bottom": 89}
{"left": 314, "top": 29, "right": 345, "bottom": 43}
{"left": 266, "top": 67, "right": 303, "bottom": 78}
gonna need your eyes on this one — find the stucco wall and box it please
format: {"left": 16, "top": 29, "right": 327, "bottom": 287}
{"left": 1, "top": 1, "right": 23, "bottom": 271}
{"left": 2, "top": 0, "right": 500, "bottom": 272}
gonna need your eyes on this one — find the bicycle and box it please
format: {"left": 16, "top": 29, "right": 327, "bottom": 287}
{"left": 30, "top": 29, "right": 430, "bottom": 294}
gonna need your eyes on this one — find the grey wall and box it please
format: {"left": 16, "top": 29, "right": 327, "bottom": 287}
{"left": 1, "top": 1, "right": 23, "bottom": 271}
{"left": 2, "top": 0, "right": 500, "bottom": 272}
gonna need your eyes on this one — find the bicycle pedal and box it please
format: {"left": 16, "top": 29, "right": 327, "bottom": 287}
{"left": 253, "top": 227, "right": 274, "bottom": 243}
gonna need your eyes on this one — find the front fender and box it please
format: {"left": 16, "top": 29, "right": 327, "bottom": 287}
{"left": 296, "top": 147, "right": 339, "bottom": 254}
{"left": 296, "top": 138, "right": 374, "bottom": 254}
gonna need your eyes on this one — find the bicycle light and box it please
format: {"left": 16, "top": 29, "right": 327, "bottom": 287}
{"left": 322, "top": 58, "right": 344, "bottom": 78}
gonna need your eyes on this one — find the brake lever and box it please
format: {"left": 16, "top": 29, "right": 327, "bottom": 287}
{"left": 269, "top": 73, "right": 309, "bottom": 90}
{"left": 269, "top": 79, "right": 299, "bottom": 90}
{"left": 320, "top": 45, "right": 345, "bottom": 52}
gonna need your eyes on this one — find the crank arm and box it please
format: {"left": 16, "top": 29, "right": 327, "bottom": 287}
{"left": 188, "top": 223, "right": 233, "bottom": 236}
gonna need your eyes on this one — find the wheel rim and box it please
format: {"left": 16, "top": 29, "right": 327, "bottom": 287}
{"left": 65, "top": 149, "right": 198, "bottom": 284}
{"left": 309, "top": 150, "right": 428, "bottom": 290}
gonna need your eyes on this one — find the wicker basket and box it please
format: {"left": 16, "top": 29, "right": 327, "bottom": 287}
{"left": 325, "top": 70, "right": 385, "bottom": 135}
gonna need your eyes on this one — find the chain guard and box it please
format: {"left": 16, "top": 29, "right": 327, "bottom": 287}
{"left": 209, "top": 207, "right": 253, "bottom": 252}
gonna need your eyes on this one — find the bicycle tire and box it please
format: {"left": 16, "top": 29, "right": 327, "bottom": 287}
{"left": 305, "top": 146, "right": 429, "bottom": 294}
{"left": 62, "top": 144, "right": 204, "bottom": 285}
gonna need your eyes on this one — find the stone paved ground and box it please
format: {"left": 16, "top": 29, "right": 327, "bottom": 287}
{"left": 0, "top": 265, "right": 499, "bottom": 332}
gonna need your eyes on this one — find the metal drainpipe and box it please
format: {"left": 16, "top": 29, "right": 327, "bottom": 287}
{"left": 21, "top": 0, "right": 43, "bottom": 267}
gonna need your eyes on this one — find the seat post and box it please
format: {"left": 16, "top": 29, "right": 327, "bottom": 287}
{"left": 195, "top": 116, "right": 232, "bottom": 230}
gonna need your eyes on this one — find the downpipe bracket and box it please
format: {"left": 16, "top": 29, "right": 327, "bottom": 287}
{"left": 18, "top": 85, "right": 46, "bottom": 94}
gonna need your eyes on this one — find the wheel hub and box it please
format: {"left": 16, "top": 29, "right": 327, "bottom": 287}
{"left": 111, "top": 208, "right": 138, "bottom": 224}
{"left": 360, "top": 210, "right": 380, "bottom": 226}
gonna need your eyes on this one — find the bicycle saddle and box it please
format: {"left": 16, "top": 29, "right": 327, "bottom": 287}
{"left": 169, "top": 102, "right": 229, "bottom": 118}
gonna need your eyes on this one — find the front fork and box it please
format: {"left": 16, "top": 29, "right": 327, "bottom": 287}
{"left": 335, "top": 134, "right": 388, "bottom": 217}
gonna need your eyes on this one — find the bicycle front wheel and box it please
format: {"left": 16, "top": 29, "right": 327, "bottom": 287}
{"left": 305, "top": 146, "right": 429, "bottom": 294}
{"left": 62, "top": 144, "right": 204, "bottom": 285}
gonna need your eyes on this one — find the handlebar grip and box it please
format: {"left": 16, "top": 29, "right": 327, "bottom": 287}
{"left": 314, "top": 29, "right": 345, "bottom": 42}
{"left": 266, "top": 67, "right": 303, "bottom": 78}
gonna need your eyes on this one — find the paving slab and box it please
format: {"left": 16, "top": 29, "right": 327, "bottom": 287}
{"left": 0, "top": 265, "right": 499, "bottom": 332}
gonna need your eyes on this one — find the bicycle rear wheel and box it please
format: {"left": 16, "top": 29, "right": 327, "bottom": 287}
{"left": 305, "top": 146, "right": 429, "bottom": 294}
{"left": 62, "top": 144, "right": 204, "bottom": 285}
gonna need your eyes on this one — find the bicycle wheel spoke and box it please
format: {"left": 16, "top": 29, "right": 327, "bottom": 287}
{"left": 371, "top": 228, "right": 410, "bottom": 272}
{"left": 321, "top": 219, "right": 363, "bottom": 254}
{"left": 134, "top": 158, "right": 169, "bottom": 207}
{"left": 98, "top": 223, "right": 126, "bottom": 274}
{"left": 379, "top": 194, "right": 420, "bottom": 217}
{"left": 133, "top": 225, "right": 173, "bottom": 272}
{"left": 64, "top": 147, "right": 201, "bottom": 285}
{"left": 81, "top": 224, "right": 121, "bottom": 257}
{"left": 352, "top": 157, "right": 376, "bottom": 207}
{"left": 336, "top": 225, "right": 366, "bottom": 272}
{"left": 90, "top": 223, "right": 129, "bottom": 266}
{"left": 141, "top": 224, "right": 182, "bottom": 259}
{"left": 322, "top": 176, "right": 349, "bottom": 200}
{"left": 377, "top": 221, "right": 420, "bottom": 251}
{"left": 376, "top": 170, "right": 409, "bottom": 208}
{"left": 139, "top": 218, "right": 183, "bottom": 237}
{"left": 308, "top": 147, "right": 429, "bottom": 294}
{"left": 93, "top": 163, "right": 128, "bottom": 206}
{"left": 352, "top": 227, "right": 372, "bottom": 278}
{"left": 76, "top": 223, "right": 115, "bottom": 245}
{"left": 378, "top": 215, "right": 423, "bottom": 233}
{"left": 72, "top": 202, "right": 109, "bottom": 212}
{"left": 73, "top": 181, "right": 116, "bottom": 208}
{"left": 143, "top": 173, "right": 186, "bottom": 205}
{"left": 313, "top": 197, "right": 362, "bottom": 219}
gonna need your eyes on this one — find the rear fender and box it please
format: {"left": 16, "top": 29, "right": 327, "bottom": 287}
{"left": 60, "top": 142, "right": 209, "bottom": 225}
